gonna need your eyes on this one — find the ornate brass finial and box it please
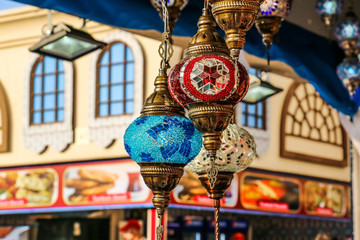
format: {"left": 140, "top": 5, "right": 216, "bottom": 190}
{"left": 150, "top": 0, "right": 189, "bottom": 33}
{"left": 141, "top": 69, "right": 185, "bottom": 117}
{"left": 209, "top": 0, "right": 263, "bottom": 59}
{"left": 185, "top": 6, "right": 230, "bottom": 56}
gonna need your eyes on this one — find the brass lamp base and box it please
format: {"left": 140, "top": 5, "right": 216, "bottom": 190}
{"left": 209, "top": 0, "right": 262, "bottom": 59}
{"left": 255, "top": 16, "right": 282, "bottom": 65}
{"left": 339, "top": 37, "right": 360, "bottom": 58}
{"left": 255, "top": 16, "right": 282, "bottom": 47}
{"left": 344, "top": 78, "right": 360, "bottom": 96}
{"left": 198, "top": 171, "right": 234, "bottom": 240}
{"left": 139, "top": 163, "right": 185, "bottom": 215}
{"left": 186, "top": 101, "right": 234, "bottom": 155}
{"left": 198, "top": 171, "right": 234, "bottom": 200}
{"left": 320, "top": 13, "right": 338, "bottom": 28}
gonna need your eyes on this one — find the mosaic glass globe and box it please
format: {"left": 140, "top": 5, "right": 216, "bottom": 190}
{"left": 316, "top": 0, "right": 342, "bottom": 15}
{"left": 168, "top": 55, "right": 249, "bottom": 107}
{"left": 259, "top": 0, "right": 292, "bottom": 18}
{"left": 335, "top": 11, "right": 360, "bottom": 42}
{"left": 337, "top": 58, "right": 360, "bottom": 81}
{"left": 185, "top": 124, "right": 257, "bottom": 174}
{"left": 124, "top": 115, "right": 203, "bottom": 164}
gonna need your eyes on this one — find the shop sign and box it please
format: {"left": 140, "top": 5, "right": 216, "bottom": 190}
{"left": 240, "top": 172, "right": 301, "bottom": 213}
{"left": 304, "top": 181, "right": 346, "bottom": 217}
{"left": 0, "top": 159, "right": 151, "bottom": 213}
{"left": 172, "top": 171, "right": 238, "bottom": 207}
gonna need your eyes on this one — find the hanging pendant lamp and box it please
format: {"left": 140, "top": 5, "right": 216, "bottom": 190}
{"left": 124, "top": 2, "right": 202, "bottom": 239}
{"left": 255, "top": 0, "right": 292, "bottom": 65}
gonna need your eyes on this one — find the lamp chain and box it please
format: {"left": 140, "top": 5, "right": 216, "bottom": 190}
{"left": 158, "top": 0, "right": 174, "bottom": 70}
{"left": 214, "top": 199, "right": 220, "bottom": 240}
{"left": 156, "top": 213, "right": 164, "bottom": 240}
{"left": 155, "top": 2, "right": 172, "bottom": 240}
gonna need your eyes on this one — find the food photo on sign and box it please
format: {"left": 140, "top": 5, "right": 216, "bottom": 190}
{"left": 0, "top": 168, "right": 58, "bottom": 207}
{"left": 304, "top": 181, "right": 346, "bottom": 217}
{"left": 173, "top": 171, "right": 238, "bottom": 207}
{"left": 63, "top": 162, "right": 150, "bottom": 205}
{"left": 240, "top": 173, "right": 301, "bottom": 212}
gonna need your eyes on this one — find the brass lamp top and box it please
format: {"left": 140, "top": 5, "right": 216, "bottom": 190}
{"left": 185, "top": 7, "right": 229, "bottom": 57}
{"left": 141, "top": 69, "right": 185, "bottom": 117}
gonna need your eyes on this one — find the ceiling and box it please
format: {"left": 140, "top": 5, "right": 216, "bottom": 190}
{"left": 287, "top": 0, "right": 360, "bottom": 39}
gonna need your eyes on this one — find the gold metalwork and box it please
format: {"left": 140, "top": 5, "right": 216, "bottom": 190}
{"left": 184, "top": 7, "right": 229, "bottom": 57}
{"left": 255, "top": 16, "right": 282, "bottom": 65}
{"left": 320, "top": 14, "right": 338, "bottom": 29}
{"left": 138, "top": 2, "right": 186, "bottom": 239}
{"left": 141, "top": 70, "right": 185, "bottom": 117}
{"left": 151, "top": 0, "right": 186, "bottom": 33}
{"left": 187, "top": 102, "right": 234, "bottom": 154}
{"left": 209, "top": 0, "right": 263, "bottom": 59}
{"left": 139, "top": 163, "right": 185, "bottom": 215}
{"left": 198, "top": 171, "right": 234, "bottom": 240}
{"left": 339, "top": 37, "right": 360, "bottom": 58}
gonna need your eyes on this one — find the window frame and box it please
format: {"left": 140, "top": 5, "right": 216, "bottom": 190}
{"left": 23, "top": 54, "right": 74, "bottom": 153}
{"left": 241, "top": 101, "right": 267, "bottom": 130}
{"left": 89, "top": 30, "right": 144, "bottom": 148}
{"left": 29, "top": 55, "right": 65, "bottom": 125}
{"left": 95, "top": 41, "right": 135, "bottom": 118}
{"left": 236, "top": 99, "right": 271, "bottom": 157}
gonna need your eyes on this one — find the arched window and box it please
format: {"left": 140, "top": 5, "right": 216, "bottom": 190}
{"left": 30, "top": 56, "right": 65, "bottom": 124}
{"left": 89, "top": 30, "right": 144, "bottom": 148}
{"left": 96, "top": 42, "right": 134, "bottom": 117}
{"left": 0, "top": 82, "right": 9, "bottom": 153}
{"left": 24, "top": 54, "right": 74, "bottom": 153}
{"left": 280, "top": 82, "right": 348, "bottom": 166}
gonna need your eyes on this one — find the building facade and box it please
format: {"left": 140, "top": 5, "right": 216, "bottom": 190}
{"left": 0, "top": 5, "right": 357, "bottom": 240}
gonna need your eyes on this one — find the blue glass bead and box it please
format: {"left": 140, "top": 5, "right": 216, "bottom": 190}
{"left": 124, "top": 115, "right": 203, "bottom": 164}
{"left": 335, "top": 21, "right": 360, "bottom": 41}
{"left": 337, "top": 59, "right": 360, "bottom": 81}
{"left": 316, "top": 0, "right": 342, "bottom": 15}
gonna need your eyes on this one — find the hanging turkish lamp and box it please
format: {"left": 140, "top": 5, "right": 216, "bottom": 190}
{"left": 124, "top": 2, "right": 202, "bottom": 239}
{"left": 185, "top": 124, "right": 256, "bottom": 239}
{"left": 168, "top": 6, "right": 250, "bottom": 240}
{"left": 150, "top": 0, "right": 189, "bottom": 33}
{"left": 208, "top": 0, "right": 264, "bottom": 60}
{"left": 168, "top": 5, "right": 249, "bottom": 186}
{"left": 334, "top": 10, "right": 360, "bottom": 58}
{"left": 316, "top": 0, "right": 343, "bottom": 28}
{"left": 337, "top": 57, "right": 360, "bottom": 95}
{"left": 255, "top": 0, "right": 292, "bottom": 65}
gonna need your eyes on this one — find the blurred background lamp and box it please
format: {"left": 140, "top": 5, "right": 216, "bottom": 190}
{"left": 29, "top": 23, "right": 106, "bottom": 61}
{"left": 242, "top": 74, "right": 283, "bottom": 104}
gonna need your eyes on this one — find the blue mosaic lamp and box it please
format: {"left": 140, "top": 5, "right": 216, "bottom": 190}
{"left": 337, "top": 57, "right": 360, "bottom": 95}
{"left": 316, "top": 0, "right": 343, "bottom": 28}
{"left": 335, "top": 10, "right": 360, "bottom": 57}
{"left": 124, "top": 115, "right": 202, "bottom": 164}
{"left": 123, "top": 68, "right": 202, "bottom": 231}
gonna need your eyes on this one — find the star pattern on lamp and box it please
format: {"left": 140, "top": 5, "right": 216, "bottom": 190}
{"left": 190, "top": 59, "right": 230, "bottom": 95}
{"left": 146, "top": 116, "right": 196, "bottom": 159}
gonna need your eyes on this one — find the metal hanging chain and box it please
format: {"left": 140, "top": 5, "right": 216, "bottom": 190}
{"left": 214, "top": 199, "right": 221, "bottom": 240}
{"left": 156, "top": 213, "right": 164, "bottom": 240}
{"left": 155, "top": 2, "right": 172, "bottom": 239}
{"left": 158, "top": 0, "right": 174, "bottom": 70}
